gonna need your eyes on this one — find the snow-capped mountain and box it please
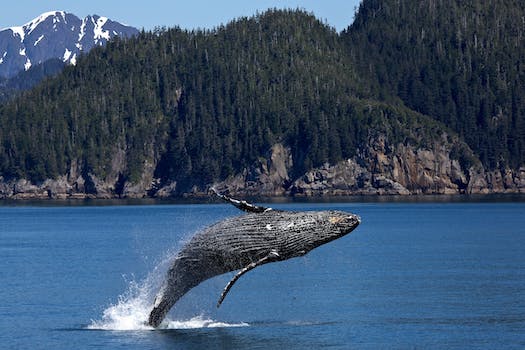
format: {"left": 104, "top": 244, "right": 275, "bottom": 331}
{"left": 0, "top": 11, "right": 138, "bottom": 78}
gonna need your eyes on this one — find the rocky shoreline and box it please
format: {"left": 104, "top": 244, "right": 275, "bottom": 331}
{"left": 1, "top": 138, "right": 524, "bottom": 200}
{"left": 2, "top": 167, "right": 523, "bottom": 201}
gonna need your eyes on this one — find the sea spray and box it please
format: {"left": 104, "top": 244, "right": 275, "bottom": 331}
{"left": 88, "top": 278, "right": 156, "bottom": 330}
{"left": 87, "top": 275, "right": 248, "bottom": 330}
{"left": 88, "top": 246, "right": 248, "bottom": 330}
{"left": 165, "top": 316, "right": 248, "bottom": 329}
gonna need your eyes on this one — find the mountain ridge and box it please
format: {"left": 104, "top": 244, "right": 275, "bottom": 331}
{"left": 0, "top": 6, "right": 523, "bottom": 199}
{"left": 0, "top": 10, "right": 138, "bottom": 79}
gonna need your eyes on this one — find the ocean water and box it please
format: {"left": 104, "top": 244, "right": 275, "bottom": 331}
{"left": 0, "top": 198, "right": 524, "bottom": 349}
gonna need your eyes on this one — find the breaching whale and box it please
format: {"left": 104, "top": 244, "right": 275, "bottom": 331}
{"left": 148, "top": 191, "right": 361, "bottom": 327}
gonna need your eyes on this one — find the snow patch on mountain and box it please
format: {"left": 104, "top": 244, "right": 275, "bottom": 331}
{"left": 34, "top": 35, "right": 45, "bottom": 46}
{"left": 26, "top": 11, "right": 65, "bottom": 35}
{"left": 10, "top": 27, "right": 25, "bottom": 41}
{"left": 70, "top": 53, "right": 77, "bottom": 65}
{"left": 63, "top": 48, "right": 72, "bottom": 62}
{"left": 93, "top": 16, "right": 110, "bottom": 44}
{"left": 78, "top": 17, "right": 87, "bottom": 43}
{"left": 24, "top": 57, "right": 31, "bottom": 70}
{"left": 2, "top": 10, "right": 65, "bottom": 42}
{"left": 0, "top": 11, "right": 138, "bottom": 78}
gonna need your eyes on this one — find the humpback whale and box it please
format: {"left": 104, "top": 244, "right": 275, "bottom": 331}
{"left": 148, "top": 191, "right": 360, "bottom": 327}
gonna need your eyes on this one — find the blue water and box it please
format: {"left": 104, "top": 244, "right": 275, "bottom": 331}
{"left": 1, "top": 199, "right": 524, "bottom": 349}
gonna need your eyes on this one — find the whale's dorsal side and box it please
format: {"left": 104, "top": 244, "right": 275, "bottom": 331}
{"left": 212, "top": 188, "right": 273, "bottom": 213}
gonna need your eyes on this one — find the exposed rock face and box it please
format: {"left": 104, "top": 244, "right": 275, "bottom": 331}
{"left": 213, "top": 144, "right": 293, "bottom": 196}
{"left": 122, "top": 150, "right": 157, "bottom": 198}
{"left": 289, "top": 134, "right": 472, "bottom": 196}
{"left": 1, "top": 136, "right": 524, "bottom": 200}
{"left": 0, "top": 146, "right": 155, "bottom": 199}
{"left": 215, "top": 136, "right": 525, "bottom": 197}
{"left": 153, "top": 180, "right": 177, "bottom": 198}
{"left": 289, "top": 159, "right": 410, "bottom": 196}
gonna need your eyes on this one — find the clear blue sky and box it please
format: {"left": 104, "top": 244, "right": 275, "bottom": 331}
{"left": 1, "top": 0, "right": 362, "bottom": 32}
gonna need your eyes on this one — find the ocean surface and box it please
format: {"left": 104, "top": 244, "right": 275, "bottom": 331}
{"left": 1, "top": 197, "right": 524, "bottom": 349}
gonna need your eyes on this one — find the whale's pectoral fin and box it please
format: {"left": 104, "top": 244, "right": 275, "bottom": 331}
{"left": 211, "top": 187, "right": 272, "bottom": 213}
{"left": 217, "top": 250, "right": 280, "bottom": 307}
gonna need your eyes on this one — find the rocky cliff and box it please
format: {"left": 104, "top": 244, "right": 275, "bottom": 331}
{"left": 2, "top": 133, "right": 523, "bottom": 200}
{"left": 215, "top": 134, "right": 524, "bottom": 197}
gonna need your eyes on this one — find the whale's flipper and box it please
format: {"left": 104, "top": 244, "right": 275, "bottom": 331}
{"left": 217, "top": 250, "right": 281, "bottom": 307}
{"left": 212, "top": 188, "right": 272, "bottom": 213}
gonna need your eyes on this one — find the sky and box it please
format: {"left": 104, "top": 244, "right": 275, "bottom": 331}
{"left": 0, "top": 0, "right": 362, "bottom": 32}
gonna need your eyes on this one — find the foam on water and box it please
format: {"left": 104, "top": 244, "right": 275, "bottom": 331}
{"left": 87, "top": 254, "right": 248, "bottom": 331}
{"left": 165, "top": 316, "right": 249, "bottom": 330}
{"left": 87, "top": 279, "right": 154, "bottom": 330}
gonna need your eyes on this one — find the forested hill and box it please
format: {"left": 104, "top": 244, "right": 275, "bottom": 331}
{"left": 0, "top": 6, "right": 523, "bottom": 198}
{"left": 344, "top": 0, "right": 525, "bottom": 170}
{"left": 0, "top": 11, "right": 355, "bottom": 183}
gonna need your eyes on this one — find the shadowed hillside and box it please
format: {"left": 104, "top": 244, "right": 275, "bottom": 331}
{"left": 0, "top": 7, "right": 523, "bottom": 198}
{"left": 343, "top": 0, "right": 525, "bottom": 170}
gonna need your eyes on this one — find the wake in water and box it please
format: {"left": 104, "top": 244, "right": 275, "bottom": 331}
{"left": 88, "top": 254, "right": 248, "bottom": 331}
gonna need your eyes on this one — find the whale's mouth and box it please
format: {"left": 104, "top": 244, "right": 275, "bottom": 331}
{"left": 334, "top": 213, "right": 361, "bottom": 236}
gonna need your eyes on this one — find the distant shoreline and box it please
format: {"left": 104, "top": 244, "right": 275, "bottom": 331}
{"left": 1, "top": 193, "right": 524, "bottom": 206}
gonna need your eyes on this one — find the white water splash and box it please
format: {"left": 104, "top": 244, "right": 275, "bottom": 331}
{"left": 165, "top": 316, "right": 248, "bottom": 330}
{"left": 87, "top": 254, "right": 248, "bottom": 331}
{"left": 87, "top": 279, "right": 154, "bottom": 330}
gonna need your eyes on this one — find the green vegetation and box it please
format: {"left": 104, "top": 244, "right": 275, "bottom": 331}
{"left": 0, "top": 3, "right": 523, "bottom": 194}
{"left": 344, "top": 0, "right": 525, "bottom": 169}
{"left": 0, "top": 59, "right": 65, "bottom": 102}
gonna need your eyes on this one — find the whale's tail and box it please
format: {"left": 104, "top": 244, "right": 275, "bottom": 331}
{"left": 147, "top": 257, "right": 215, "bottom": 328}
{"left": 147, "top": 260, "right": 185, "bottom": 328}
{"left": 148, "top": 298, "right": 170, "bottom": 328}
{"left": 148, "top": 271, "right": 193, "bottom": 328}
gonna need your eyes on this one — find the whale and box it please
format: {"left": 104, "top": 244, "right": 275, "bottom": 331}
{"left": 148, "top": 191, "right": 361, "bottom": 327}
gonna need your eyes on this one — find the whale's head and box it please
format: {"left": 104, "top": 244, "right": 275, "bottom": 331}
{"left": 328, "top": 211, "right": 362, "bottom": 235}
{"left": 278, "top": 210, "right": 361, "bottom": 258}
